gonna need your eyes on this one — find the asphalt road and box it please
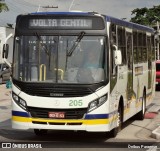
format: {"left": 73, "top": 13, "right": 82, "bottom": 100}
{"left": 0, "top": 84, "right": 160, "bottom": 150}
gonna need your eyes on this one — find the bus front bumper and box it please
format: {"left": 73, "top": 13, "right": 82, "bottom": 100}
{"left": 12, "top": 111, "right": 117, "bottom": 132}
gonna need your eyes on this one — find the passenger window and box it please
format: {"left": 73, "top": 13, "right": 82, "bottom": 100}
{"left": 117, "top": 26, "right": 126, "bottom": 64}
{"left": 110, "top": 23, "right": 117, "bottom": 92}
{"left": 133, "top": 31, "right": 138, "bottom": 64}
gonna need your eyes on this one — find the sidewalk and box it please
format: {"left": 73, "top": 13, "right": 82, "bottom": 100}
{"left": 148, "top": 91, "right": 160, "bottom": 139}
{"left": 0, "top": 84, "right": 11, "bottom": 102}
{"left": 0, "top": 84, "right": 12, "bottom": 123}
{"left": 142, "top": 105, "right": 160, "bottom": 140}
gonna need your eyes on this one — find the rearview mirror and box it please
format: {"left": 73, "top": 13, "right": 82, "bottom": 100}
{"left": 114, "top": 50, "right": 122, "bottom": 65}
{"left": 113, "top": 45, "right": 122, "bottom": 65}
{"left": 3, "top": 44, "right": 9, "bottom": 59}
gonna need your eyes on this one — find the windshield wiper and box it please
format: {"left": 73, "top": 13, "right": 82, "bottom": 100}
{"left": 67, "top": 31, "right": 85, "bottom": 56}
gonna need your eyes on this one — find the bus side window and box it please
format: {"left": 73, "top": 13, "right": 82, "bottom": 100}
{"left": 147, "top": 36, "right": 152, "bottom": 68}
{"left": 110, "top": 23, "right": 118, "bottom": 92}
{"left": 110, "top": 27, "right": 116, "bottom": 45}
{"left": 117, "top": 26, "right": 126, "bottom": 65}
{"left": 137, "top": 32, "right": 143, "bottom": 63}
{"left": 151, "top": 35, "right": 155, "bottom": 61}
{"left": 110, "top": 24, "right": 117, "bottom": 75}
{"left": 133, "top": 31, "right": 138, "bottom": 64}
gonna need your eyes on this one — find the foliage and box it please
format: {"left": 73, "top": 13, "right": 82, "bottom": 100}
{"left": 130, "top": 5, "right": 160, "bottom": 26}
{"left": 0, "top": 2, "right": 9, "bottom": 13}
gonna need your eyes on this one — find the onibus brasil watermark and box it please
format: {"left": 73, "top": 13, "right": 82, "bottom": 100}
{"left": 1, "top": 143, "right": 42, "bottom": 149}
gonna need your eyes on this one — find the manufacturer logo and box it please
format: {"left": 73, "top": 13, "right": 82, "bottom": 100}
{"left": 50, "top": 93, "right": 64, "bottom": 97}
{"left": 54, "top": 100, "right": 60, "bottom": 106}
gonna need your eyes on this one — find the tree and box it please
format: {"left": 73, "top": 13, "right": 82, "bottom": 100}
{"left": 130, "top": 5, "right": 160, "bottom": 26}
{"left": 0, "top": 1, "right": 9, "bottom": 13}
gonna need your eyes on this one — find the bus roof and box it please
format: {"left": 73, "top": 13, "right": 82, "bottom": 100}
{"left": 25, "top": 11, "right": 154, "bottom": 33}
{"left": 30, "top": 11, "right": 90, "bottom": 16}
{"left": 105, "top": 15, "right": 154, "bottom": 33}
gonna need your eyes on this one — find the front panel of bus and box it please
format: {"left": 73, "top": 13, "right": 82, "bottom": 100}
{"left": 12, "top": 13, "right": 111, "bottom": 132}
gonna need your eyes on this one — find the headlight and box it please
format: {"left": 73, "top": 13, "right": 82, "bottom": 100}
{"left": 12, "top": 93, "right": 19, "bottom": 102}
{"left": 88, "top": 94, "right": 108, "bottom": 112}
{"left": 12, "top": 92, "right": 27, "bottom": 110}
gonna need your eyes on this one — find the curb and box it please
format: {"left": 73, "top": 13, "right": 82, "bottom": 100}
{"left": 146, "top": 104, "right": 160, "bottom": 140}
{"left": 152, "top": 126, "right": 160, "bottom": 139}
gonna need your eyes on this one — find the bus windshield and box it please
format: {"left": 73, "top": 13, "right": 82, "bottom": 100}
{"left": 13, "top": 35, "right": 106, "bottom": 84}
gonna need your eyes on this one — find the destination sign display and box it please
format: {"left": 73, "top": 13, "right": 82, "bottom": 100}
{"left": 29, "top": 19, "right": 93, "bottom": 29}
{"left": 16, "top": 15, "right": 105, "bottom": 33}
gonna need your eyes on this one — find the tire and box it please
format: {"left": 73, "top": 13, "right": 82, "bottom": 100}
{"left": 136, "top": 92, "right": 146, "bottom": 120}
{"left": 109, "top": 105, "right": 123, "bottom": 138}
{"left": 34, "top": 129, "right": 48, "bottom": 136}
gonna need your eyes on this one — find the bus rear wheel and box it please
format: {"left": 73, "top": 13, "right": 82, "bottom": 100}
{"left": 136, "top": 92, "right": 146, "bottom": 120}
{"left": 109, "top": 105, "right": 123, "bottom": 138}
{"left": 34, "top": 129, "right": 48, "bottom": 136}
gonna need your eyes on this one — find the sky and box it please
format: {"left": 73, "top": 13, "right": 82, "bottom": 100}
{"left": 0, "top": 0, "right": 160, "bottom": 26}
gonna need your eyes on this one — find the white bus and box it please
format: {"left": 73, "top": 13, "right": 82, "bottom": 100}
{"left": 4, "top": 12, "right": 155, "bottom": 137}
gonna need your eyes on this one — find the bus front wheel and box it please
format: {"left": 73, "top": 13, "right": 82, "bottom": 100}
{"left": 109, "top": 105, "right": 123, "bottom": 138}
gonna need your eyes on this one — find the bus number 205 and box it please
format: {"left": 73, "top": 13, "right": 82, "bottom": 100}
{"left": 69, "top": 100, "right": 83, "bottom": 106}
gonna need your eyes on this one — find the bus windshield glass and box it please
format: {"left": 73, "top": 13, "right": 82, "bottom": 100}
{"left": 13, "top": 35, "right": 106, "bottom": 84}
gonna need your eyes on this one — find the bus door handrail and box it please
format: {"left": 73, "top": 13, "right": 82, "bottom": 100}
{"left": 54, "top": 68, "right": 64, "bottom": 80}
{"left": 39, "top": 64, "right": 46, "bottom": 81}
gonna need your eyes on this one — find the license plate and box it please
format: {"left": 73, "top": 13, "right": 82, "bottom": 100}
{"left": 48, "top": 112, "right": 65, "bottom": 119}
